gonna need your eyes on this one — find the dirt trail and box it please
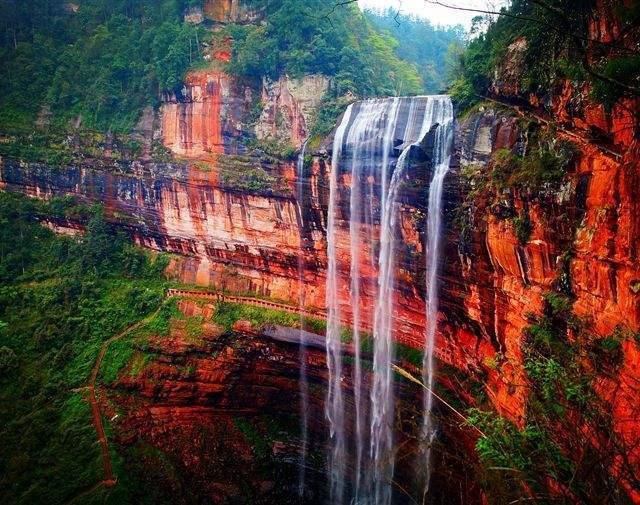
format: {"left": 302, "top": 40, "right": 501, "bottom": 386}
{"left": 79, "top": 307, "right": 163, "bottom": 500}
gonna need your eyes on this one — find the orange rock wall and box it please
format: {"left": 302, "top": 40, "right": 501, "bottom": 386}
{"left": 161, "top": 71, "right": 250, "bottom": 158}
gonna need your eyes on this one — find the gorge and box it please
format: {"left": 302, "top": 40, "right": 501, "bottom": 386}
{"left": 1, "top": 1, "right": 639, "bottom": 504}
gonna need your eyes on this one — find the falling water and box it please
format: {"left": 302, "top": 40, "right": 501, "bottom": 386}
{"left": 422, "top": 98, "right": 454, "bottom": 495}
{"left": 297, "top": 138, "right": 309, "bottom": 499}
{"left": 370, "top": 97, "right": 444, "bottom": 505}
{"left": 326, "top": 103, "right": 353, "bottom": 505}
{"left": 326, "top": 96, "right": 453, "bottom": 504}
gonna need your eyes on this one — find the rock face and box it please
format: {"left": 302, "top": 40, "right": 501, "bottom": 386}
{"left": 445, "top": 3, "right": 640, "bottom": 497}
{"left": 0, "top": 157, "right": 330, "bottom": 308}
{"left": 2, "top": 82, "right": 639, "bottom": 498}
{"left": 160, "top": 71, "right": 329, "bottom": 156}
{"left": 203, "top": 0, "right": 257, "bottom": 24}
{"left": 161, "top": 71, "right": 251, "bottom": 158}
{"left": 255, "top": 75, "right": 330, "bottom": 148}
{"left": 2, "top": 2, "right": 639, "bottom": 497}
{"left": 103, "top": 300, "right": 480, "bottom": 504}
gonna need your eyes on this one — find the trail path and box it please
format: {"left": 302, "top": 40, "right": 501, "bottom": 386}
{"left": 67, "top": 307, "right": 162, "bottom": 503}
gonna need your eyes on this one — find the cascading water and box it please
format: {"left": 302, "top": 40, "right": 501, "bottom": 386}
{"left": 324, "top": 95, "right": 453, "bottom": 504}
{"left": 422, "top": 101, "right": 454, "bottom": 495}
{"left": 297, "top": 139, "right": 309, "bottom": 499}
{"left": 326, "top": 103, "right": 353, "bottom": 505}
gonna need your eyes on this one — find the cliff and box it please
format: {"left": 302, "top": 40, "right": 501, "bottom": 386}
{"left": 440, "top": 1, "right": 640, "bottom": 498}
{"left": 100, "top": 298, "right": 481, "bottom": 504}
{"left": 2, "top": 90, "right": 638, "bottom": 502}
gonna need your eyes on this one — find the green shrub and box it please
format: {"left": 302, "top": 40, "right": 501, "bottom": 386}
{"left": 310, "top": 94, "right": 354, "bottom": 139}
{"left": 0, "top": 346, "right": 18, "bottom": 377}
{"left": 247, "top": 137, "right": 297, "bottom": 160}
{"left": 512, "top": 211, "right": 532, "bottom": 245}
{"left": 489, "top": 138, "right": 575, "bottom": 194}
{"left": 589, "top": 336, "right": 624, "bottom": 369}
{"left": 219, "top": 165, "right": 283, "bottom": 194}
{"left": 467, "top": 408, "right": 572, "bottom": 480}
{"left": 591, "top": 55, "right": 640, "bottom": 109}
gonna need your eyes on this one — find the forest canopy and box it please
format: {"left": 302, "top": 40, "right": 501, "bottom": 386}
{"left": 0, "top": 0, "right": 204, "bottom": 132}
{"left": 449, "top": 0, "right": 640, "bottom": 110}
{"left": 364, "top": 9, "right": 465, "bottom": 94}
{"left": 222, "top": 0, "right": 425, "bottom": 97}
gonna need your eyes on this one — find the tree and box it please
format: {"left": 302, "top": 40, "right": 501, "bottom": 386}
{"left": 0, "top": 346, "right": 18, "bottom": 377}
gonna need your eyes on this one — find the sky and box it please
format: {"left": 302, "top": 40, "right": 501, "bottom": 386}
{"left": 358, "top": 0, "right": 508, "bottom": 28}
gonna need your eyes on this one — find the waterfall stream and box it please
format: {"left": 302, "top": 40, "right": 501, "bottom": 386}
{"left": 324, "top": 96, "right": 453, "bottom": 504}
{"left": 422, "top": 101, "right": 454, "bottom": 494}
{"left": 297, "top": 139, "right": 309, "bottom": 499}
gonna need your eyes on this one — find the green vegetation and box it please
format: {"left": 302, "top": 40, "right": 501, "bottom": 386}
{"left": 456, "top": 124, "right": 576, "bottom": 250}
{"left": 309, "top": 94, "right": 355, "bottom": 140}
{"left": 213, "top": 302, "right": 326, "bottom": 335}
{"left": 0, "top": 0, "right": 205, "bottom": 133}
{"left": 490, "top": 134, "right": 576, "bottom": 192}
{"left": 233, "top": 417, "right": 272, "bottom": 459}
{"left": 224, "top": 0, "right": 423, "bottom": 97}
{"left": 0, "top": 191, "right": 168, "bottom": 504}
{"left": 246, "top": 137, "right": 297, "bottom": 160}
{"left": 512, "top": 210, "right": 532, "bottom": 245}
{"left": 219, "top": 162, "right": 286, "bottom": 195}
{"left": 459, "top": 126, "right": 576, "bottom": 209}
{"left": 365, "top": 9, "right": 465, "bottom": 93}
{"left": 449, "top": 1, "right": 640, "bottom": 111}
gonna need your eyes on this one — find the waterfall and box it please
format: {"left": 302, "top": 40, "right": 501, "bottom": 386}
{"left": 325, "top": 95, "right": 453, "bottom": 504}
{"left": 326, "top": 103, "right": 353, "bottom": 505}
{"left": 297, "top": 138, "right": 309, "bottom": 499}
{"left": 422, "top": 99, "right": 454, "bottom": 495}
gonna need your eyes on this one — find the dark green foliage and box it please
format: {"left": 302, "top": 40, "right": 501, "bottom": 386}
{"left": 513, "top": 210, "right": 532, "bottom": 245}
{"left": 516, "top": 137, "right": 576, "bottom": 188}
{"left": 0, "top": 346, "right": 18, "bottom": 377}
{"left": 219, "top": 164, "right": 283, "bottom": 194}
{"left": 470, "top": 284, "right": 639, "bottom": 502}
{"left": 488, "top": 134, "right": 576, "bottom": 194}
{"left": 591, "top": 54, "right": 640, "bottom": 108}
{"left": 310, "top": 93, "right": 355, "bottom": 139}
{"left": 224, "top": 0, "right": 422, "bottom": 97}
{"left": 467, "top": 408, "right": 572, "bottom": 479}
{"left": 0, "top": 191, "right": 167, "bottom": 504}
{"left": 450, "top": 0, "right": 640, "bottom": 110}
{"left": 0, "top": 131, "right": 74, "bottom": 166}
{"left": 589, "top": 336, "right": 624, "bottom": 370}
{"left": 233, "top": 418, "right": 272, "bottom": 459}
{"left": 246, "top": 138, "right": 297, "bottom": 160}
{"left": 364, "top": 9, "right": 465, "bottom": 93}
{"left": 0, "top": 0, "right": 205, "bottom": 133}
